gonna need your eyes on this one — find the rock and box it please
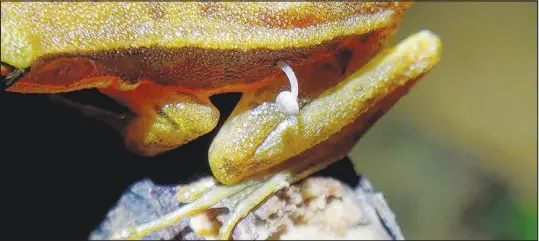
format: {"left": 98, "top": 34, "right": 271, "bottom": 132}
{"left": 89, "top": 172, "right": 404, "bottom": 240}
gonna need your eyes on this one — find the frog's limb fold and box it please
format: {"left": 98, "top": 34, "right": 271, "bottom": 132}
{"left": 210, "top": 30, "right": 442, "bottom": 185}
{"left": 99, "top": 83, "right": 219, "bottom": 157}
{"left": 110, "top": 30, "right": 441, "bottom": 240}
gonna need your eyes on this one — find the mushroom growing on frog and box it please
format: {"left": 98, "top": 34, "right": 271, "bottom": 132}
{"left": 1, "top": 2, "right": 442, "bottom": 240}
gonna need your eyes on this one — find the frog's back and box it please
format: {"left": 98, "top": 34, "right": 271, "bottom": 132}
{"left": 1, "top": 2, "right": 410, "bottom": 93}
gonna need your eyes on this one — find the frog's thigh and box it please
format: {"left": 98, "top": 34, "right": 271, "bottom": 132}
{"left": 99, "top": 84, "right": 219, "bottom": 157}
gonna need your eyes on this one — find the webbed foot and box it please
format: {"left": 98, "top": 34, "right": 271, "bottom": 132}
{"left": 110, "top": 159, "right": 354, "bottom": 240}
{"left": 110, "top": 175, "right": 275, "bottom": 240}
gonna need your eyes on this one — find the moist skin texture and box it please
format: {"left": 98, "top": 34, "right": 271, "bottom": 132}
{"left": 2, "top": 2, "right": 410, "bottom": 93}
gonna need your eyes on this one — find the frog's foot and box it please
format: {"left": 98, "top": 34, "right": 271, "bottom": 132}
{"left": 209, "top": 156, "right": 347, "bottom": 240}
{"left": 109, "top": 175, "right": 267, "bottom": 240}
{"left": 98, "top": 83, "right": 220, "bottom": 157}
{"left": 110, "top": 154, "right": 342, "bottom": 240}
{"left": 111, "top": 172, "right": 297, "bottom": 240}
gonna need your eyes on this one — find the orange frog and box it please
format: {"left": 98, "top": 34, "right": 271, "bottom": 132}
{"left": 1, "top": 2, "right": 441, "bottom": 239}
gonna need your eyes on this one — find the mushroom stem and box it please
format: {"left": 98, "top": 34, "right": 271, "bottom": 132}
{"left": 275, "top": 61, "right": 300, "bottom": 116}
{"left": 277, "top": 61, "right": 298, "bottom": 97}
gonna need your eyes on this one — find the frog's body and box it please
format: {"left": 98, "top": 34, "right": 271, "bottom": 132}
{"left": 1, "top": 2, "right": 441, "bottom": 239}
{"left": 3, "top": 2, "right": 404, "bottom": 92}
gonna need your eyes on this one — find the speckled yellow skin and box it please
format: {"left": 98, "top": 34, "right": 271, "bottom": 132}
{"left": 2, "top": 2, "right": 406, "bottom": 69}
{"left": 1, "top": 3, "right": 442, "bottom": 239}
{"left": 1, "top": 1, "right": 413, "bottom": 181}
{"left": 210, "top": 30, "right": 442, "bottom": 184}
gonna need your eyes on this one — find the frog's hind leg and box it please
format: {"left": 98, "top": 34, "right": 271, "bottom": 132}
{"left": 206, "top": 30, "right": 443, "bottom": 240}
{"left": 111, "top": 30, "right": 442, "bottom": 240}
{"left": 98, "top": 82, "right": 220, "bottom": 157}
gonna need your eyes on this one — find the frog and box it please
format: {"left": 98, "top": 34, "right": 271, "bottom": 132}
{"left": 1, "top": 2, "right": 442, "bottom": 240}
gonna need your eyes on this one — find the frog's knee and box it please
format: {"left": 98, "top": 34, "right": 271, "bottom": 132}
{"left": 124, "top": 94, "right": 219, "bottom": 157}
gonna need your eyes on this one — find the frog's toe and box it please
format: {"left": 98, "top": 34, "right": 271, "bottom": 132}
{"left": 110, "top": 176, "right": 265, "bottom": 240}
{"left": 109, "top": 173, "right": 291, "bottom": 240}
{"left": 213, "top": 172, "right": 292, "bottom": 239}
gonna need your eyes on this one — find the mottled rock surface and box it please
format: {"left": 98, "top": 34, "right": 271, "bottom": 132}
{"left": 89, "top": 173, "right": 404, "bottom": 240}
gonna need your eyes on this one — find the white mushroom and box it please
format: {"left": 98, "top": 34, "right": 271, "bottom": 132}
{"left": 275, "top": 61, "right": 300, "bottom": 116}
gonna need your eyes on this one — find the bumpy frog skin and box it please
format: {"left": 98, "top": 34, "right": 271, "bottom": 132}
{"left": 1, "top": 2, "right": 441, "bottom": 239}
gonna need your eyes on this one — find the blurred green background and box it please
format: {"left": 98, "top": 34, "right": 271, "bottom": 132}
{"left": 349, "top": 2, "right": 537, "bottom": 240}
